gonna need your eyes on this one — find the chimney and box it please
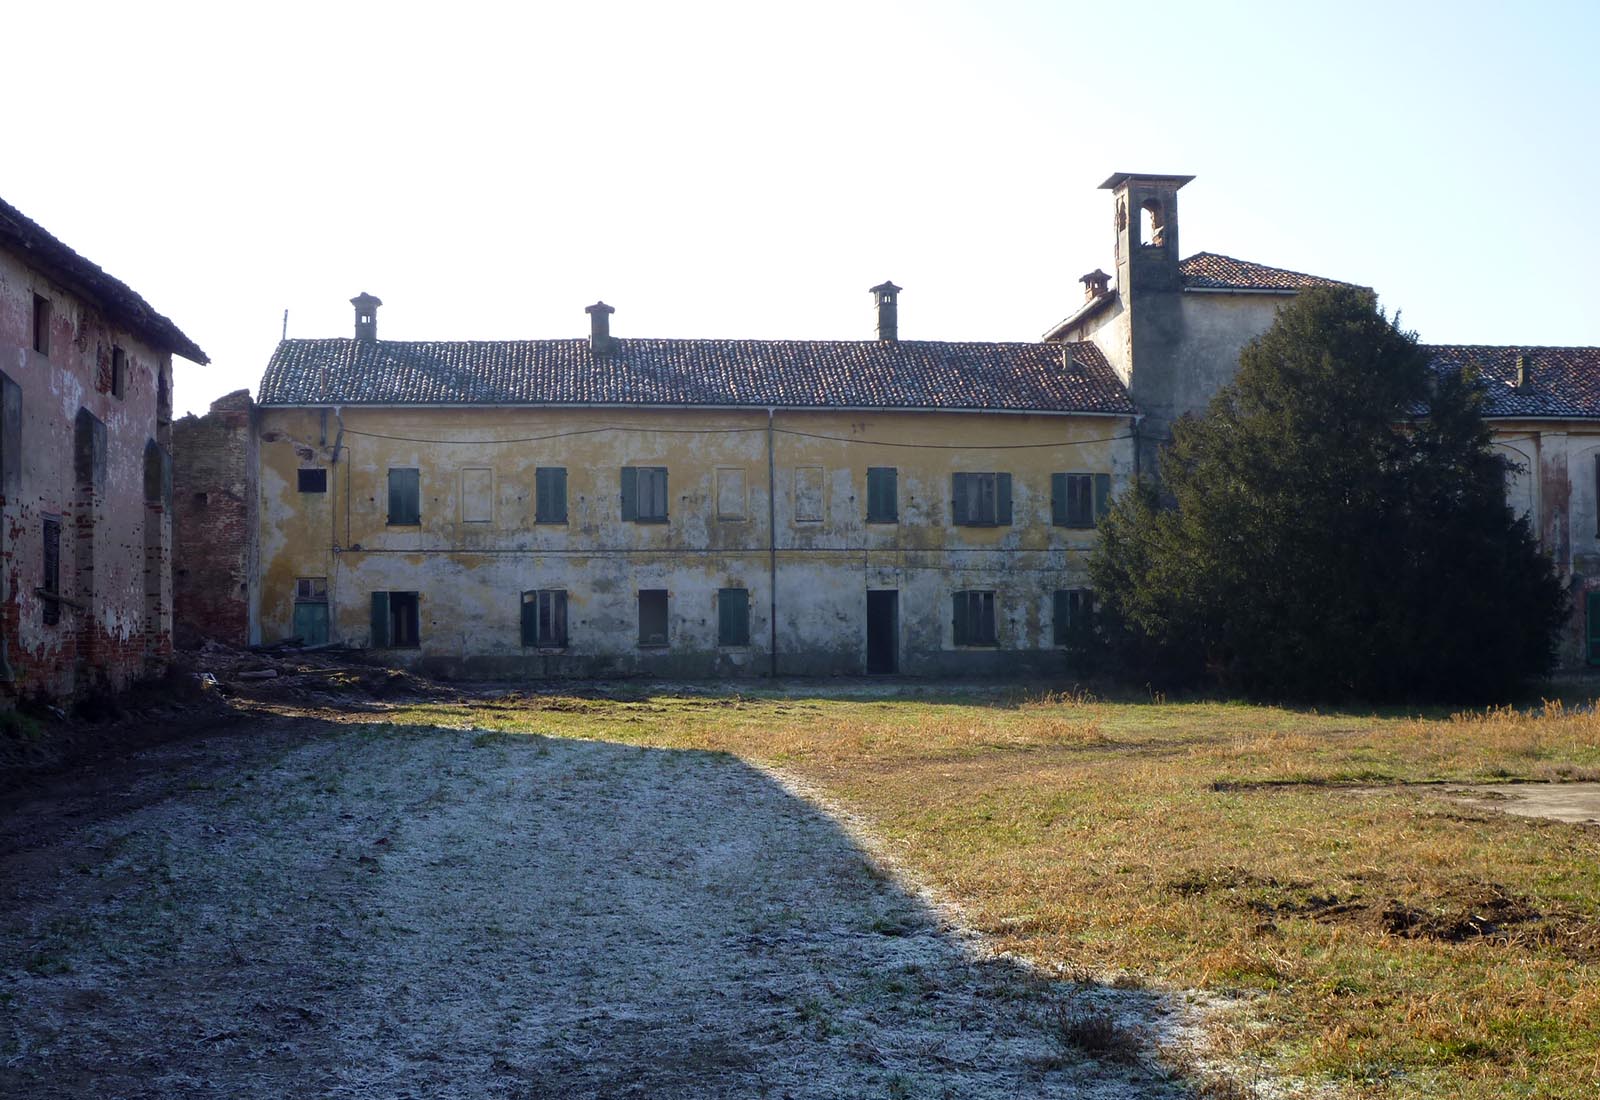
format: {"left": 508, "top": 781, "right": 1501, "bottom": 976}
{"left": 586, "top": 300, "right": 615, "bottom": 356}
{"left": 869, "top": 281, "right": 901, "bottom": 342}
{"left": 350, "top": 292, "right": 382, "bottom": 341}
{"left": 1515, "top": 353, "right": 1532, "bottom": 389}
{"left": 1079, "top": 269, "right": 1111, "bottom": 302}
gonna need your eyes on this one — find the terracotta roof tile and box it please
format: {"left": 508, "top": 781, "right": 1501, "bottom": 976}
{"left": 1180, "top": 252, "right": 1356, "bottom": 292}
{"left": 1424, "top": 345, "right": 1600, "bottom": 419}
{"left": 0, "top": 196, "right": 208, "bottom": 364}
{"left": 259, "top": 338, "right": 1133, "bottom": 415}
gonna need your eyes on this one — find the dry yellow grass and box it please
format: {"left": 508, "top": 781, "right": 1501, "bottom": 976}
{"left": 371, "top": 687, "right": 1600, "bottom": 1098}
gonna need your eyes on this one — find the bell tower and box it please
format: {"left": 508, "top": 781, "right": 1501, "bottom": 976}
{"left": 1104, "top": 172, "right": 1191, "bottom": 294}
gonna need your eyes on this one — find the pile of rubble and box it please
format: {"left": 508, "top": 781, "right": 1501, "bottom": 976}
{"left": 186, "top": 640, "right": 440, "bottom": 704}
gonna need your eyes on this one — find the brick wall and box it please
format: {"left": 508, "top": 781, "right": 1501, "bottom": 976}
{"left": 172, "top": 391, "right": 256, "bottom": 649}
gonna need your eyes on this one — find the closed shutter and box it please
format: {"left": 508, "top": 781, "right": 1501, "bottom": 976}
{"left": 388, "top": 469, "right": 419, "bottom": 525}
{"left": 650, "top": 468, "right": 668, "bottom": 519}
{"left": 1051, "top": 473, "right": 1068, "bottom": 526}
{"left": 1093, "top": 473, "right": 1112, "bottom": 523}
{"left": 620, "top": 467, "right": 637, "bottom": 520}
{"left": 952, "top": 474, "right": 970, "bottom": 526}
{"left": 953, "top": 591, "right": 970, "bottom": 645}
{"left": 997, "top": 473, "right": 1013, "bottom": 526}
{"left": 719, "top": 588, "right": 749, "bottom": 646}
{"left": 550, "top": 591, "right": 568, "bottom": 646}
{"left": 370, "top": 592, "right": 390, "bottom": 648}
{"left": 537, "top": 467, "right": 567, "bottom": 523}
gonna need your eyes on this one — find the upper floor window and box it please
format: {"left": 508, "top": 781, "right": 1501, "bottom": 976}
{"left": 32, "top": 295, "right": 51, "bottom": 357}
{"left": 794, "top": 466, "right": 824, "bottom": 523}
{"left": 41, "top": 516, "right": 61, "bottom": 626}
{"left": 298, "top": 468, "right": 328, "bottom": 493}
{"left": 536, "top": 467, "right": 568, "bottom": 524}
{"left": 1052, "top": 472, "right": 1111, "bottom": 528}
{"left": 952, "top": 472, "right": 1012, "bottom": 527}
{"left": 866, "top": 467, "right": 897, "bottom": 523}
{"left": 111, "top": 347, "right": 127, "bottom": 399}
{"left": 388, "top": 468, "right": 421, "bottom": 525}
{"left": 621, "top": 466, "right": 668, "bottom": 523}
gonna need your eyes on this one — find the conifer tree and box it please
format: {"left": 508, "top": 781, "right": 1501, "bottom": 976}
{"left": 1090, "top": 286, "right": 1566, "bottom": 700}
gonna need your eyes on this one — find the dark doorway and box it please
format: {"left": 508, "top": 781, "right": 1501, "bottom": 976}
{"left": 866, "top": 590, "right": 898, "bottom": 674}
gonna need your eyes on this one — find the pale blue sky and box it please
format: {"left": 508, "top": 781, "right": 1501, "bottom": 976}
{"left": 5, "top": 0, "right": 1595, "bottom": 415}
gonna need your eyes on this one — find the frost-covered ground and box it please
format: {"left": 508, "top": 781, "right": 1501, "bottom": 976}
{"left": 2, "top": 717, "right": 1194, "bottom": 1098}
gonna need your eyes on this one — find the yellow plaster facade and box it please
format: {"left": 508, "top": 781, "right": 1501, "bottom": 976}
{"left": 256, "top": 405, "right": 1134, "bottom": 677}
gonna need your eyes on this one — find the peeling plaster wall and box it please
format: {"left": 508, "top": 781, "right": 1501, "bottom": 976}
{"left": 255, "top": 406, "right": 1134, "bottom": 678}
{"left": 0, "top": 249, "right": 174, "bottom": 698}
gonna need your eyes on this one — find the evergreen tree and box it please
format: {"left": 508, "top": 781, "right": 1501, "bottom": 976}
{"left": 1090, "top": 286, "right": 1566, "bottom": 700}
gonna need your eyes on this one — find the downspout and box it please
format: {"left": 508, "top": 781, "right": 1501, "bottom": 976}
{"left": 767, "top": 408, "right": 778, "bottom": 679}
{"left": 331, "top": 408, "right": 345, "bottom": 642}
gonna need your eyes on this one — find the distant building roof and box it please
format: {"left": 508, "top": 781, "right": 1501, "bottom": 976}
{"left": 1180, "top": 252, "right": 1358, "bottom": 293}
{"left": 0, "top": 196, "right": 208, "bottom": 364}
{"left": 259, "top": 337, "right": 1134, "bottom": 415}
{"left": 1425, "top": 345, "right": 1600, "bottom": 419}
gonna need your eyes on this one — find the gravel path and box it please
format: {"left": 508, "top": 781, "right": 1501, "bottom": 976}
{"left": 1, "top": 718, "right": 1187, "bottom": 1098}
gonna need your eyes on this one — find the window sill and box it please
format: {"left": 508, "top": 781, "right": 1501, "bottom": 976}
{"left": 629, "top": 518, "right": 670, "bottom": 525}
{"left": 524, "top": 645, "right": 568, "bottom": 652}
{"left": 866, "top": 518, "right": 898, "bottom": 525}
{"left": 386, "top": 522, "right": 422, "bottom": 528}
{"left": 534, "top": 519, "right": 569, "bottom": 526}
{"left": 35, "top": 587, "right": 85, "bottom": 611}
{"left": 637, "top": 643, "right": 671, "bottom": 650}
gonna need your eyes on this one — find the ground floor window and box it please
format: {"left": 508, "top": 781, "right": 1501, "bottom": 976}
{"left": 1054, "top": 588, "right": 1095, "bottom": 648}
{"left": 370, "top": 591, "right": 420, "bottom": 648}
{"left": 41, "top": 516, "right": 60, "bottom": 626}
{"left": 522, "top": 589, "right": 568, "bottom": 648}
{"left": 718, "top": 587, "right": 749, "bottom": 646}
{"left": 294, "top": 577, "right": 329, "bottom": 646}
{"left": 952, "top": 589, "right": 997, "bottom": 646}
{"left": 639, "top": 589, "right": 669, "bottom": 647}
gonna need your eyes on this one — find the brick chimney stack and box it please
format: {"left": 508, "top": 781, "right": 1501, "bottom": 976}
{"left": 351, "top": 292, "right": 382, "bottom": 341}
{"left": 586, "top": 301, "right": 615, "bottom": 356}
{"left": 1080, "top": 269, "right": 1111, "bottom": 303}
{"left": 869, "top": 281, "right": 901, "bottom": 342}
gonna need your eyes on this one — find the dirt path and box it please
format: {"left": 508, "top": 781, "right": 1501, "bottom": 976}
{"left": 0, "top": 717, "right": 1186, "bottom": 1099}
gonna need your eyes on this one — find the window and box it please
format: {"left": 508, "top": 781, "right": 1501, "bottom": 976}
{"left": 111, "top": 347, "right": 126, "bottom": 399}
{"left": 294, "top": 577, "right": 330, "bottom": 646}
{"left": 1052, "top": 472, "right": 1111, "bottom": 528}
{"left": 75, "top": 409, "right": 106, "bottom": 490}
{"left": 794, "top": 466, "right": 824, "bottom": 522}
{"left": 521, "top": 589, "right": 568, "bottom": 648}
{"left": 621, "top": 466, "right": 668, "bottom": 522}
{"left": 370, "top": 591, "right": 420, "bottom": 648}
{"left": 143, "top": 440, "right": 170, "bottom": 504}
{"left": 32, "top": 295, "right": 50, "bottom": 357}
{"left": 952, "top": 590, "right": 997, "bottom": 646}
{"left": 41, "top": 517, "right": 61, "bottom": 626}
{"left": 718, "top": 588, "right": 750, "bottom": 646}
{"left": 952, "top": 472, "right": 1012, "bottom": 526}
{"left": 0, "top": 369, "right": 20, "bottom": 501}
{"left": 638, "top": 589, "right": 669, "bottom": 646}
{"left": 388, "top": 468, "right": 420, "bottom": 525}
{"left": 1054, "top": 588, "right": 1095, "bottom": 648}
{"left": 461, "top": 467, "right": 493, "bottom": 523}
{"left": 715, "top": 467, "right": 746, "bottom": 520}
{"left": 536, "top": 467, "right": 568, "bottom": 524}
{"left": 866, "top": 467, "right": 897, "bottom": 523}
{"left": 298, "top": 468, "right": 328, "bottom": 493}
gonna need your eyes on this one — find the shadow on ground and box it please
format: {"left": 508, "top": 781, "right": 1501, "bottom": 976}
{"left": 1, "top": 717, "right": 1202, "bottom": 1099}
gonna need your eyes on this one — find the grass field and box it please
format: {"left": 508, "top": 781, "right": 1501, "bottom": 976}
{"left": 367, "top": 686, "right": 1600, "bottom": 1098}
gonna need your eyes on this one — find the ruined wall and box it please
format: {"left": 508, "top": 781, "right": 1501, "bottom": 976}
{"left": 0, "top": 249, "right": 175, "bottom": 698}
{"left": 255, "top": 405, "right": 1135, "bottom": 678}
{"left": 173, "top": 390, "right": 256, "bottom": 649}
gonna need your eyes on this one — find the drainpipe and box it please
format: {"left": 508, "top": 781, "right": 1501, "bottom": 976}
{"left": 767, "top": 408, "right": 778, "bottom": 679}
{"left": 330, "top": 408, "right": 346, "bottom": 643}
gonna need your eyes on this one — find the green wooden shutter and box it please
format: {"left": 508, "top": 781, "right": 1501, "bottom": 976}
{"left": 388, "top": 469, "right": 419, "bottom": 524}
{"left": 1093, "top": 473, "right": 1111, "bottom": 523}
{"left": 620, "top": 467, "right": 637, "bottom": 520}
{"left": 953, "top": 592, "right": 970, "bottom": 644}
{"left": 719, "top": 588, "right": 749, "bottom": 646}
{"left": 1054, "top": 589, "right": 1069, "bottom": 646}
{"left": 654, "top": 468, "right": 668, "bottom": 519}
{"left": 952, "top": 474, "right": 970, "bottom": 526}
{"left": 537, "top": 467, "right": 568, "bottom": 523}
{"left": 552, "top": 591, "right": 568, "bottom": 646}
{"left": 1051, "top": 473, "right": 1067, "bottom": 526}
{"left": 370, "top": 592, "right": 390, "bottom": 648}
{"left": 521, "top": 592, "right": 537, "bottom": 646}
{"left": 997, "top": 473, "right": 1013, "bottom": 526}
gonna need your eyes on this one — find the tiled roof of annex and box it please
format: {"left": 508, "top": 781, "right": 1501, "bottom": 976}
{"left": 1424, "top": 345, "right": 1600, "bottom": 419}
{"left": 258, "top": 337, "right": 1135, "bottom": 415}
{"left": 1180, "top": 252, "right": 1359, "bottom": 292}
{"left": 0, "top": 195, "right": 208, "bottom": 364}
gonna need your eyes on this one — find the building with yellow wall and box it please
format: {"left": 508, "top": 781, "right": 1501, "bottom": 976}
{"left": 249, "top": 287, "right": 1135, "bottom": 677}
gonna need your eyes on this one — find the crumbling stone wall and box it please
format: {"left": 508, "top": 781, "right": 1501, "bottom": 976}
{"left": 172, "top": 391, "right": 256, "bottom": 649}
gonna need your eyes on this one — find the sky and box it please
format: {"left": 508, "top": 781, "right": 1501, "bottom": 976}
{"left": 5, "top": 0, "right": 1597, "bottom": 417}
